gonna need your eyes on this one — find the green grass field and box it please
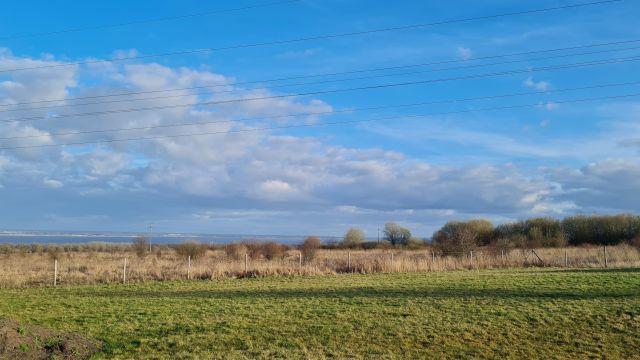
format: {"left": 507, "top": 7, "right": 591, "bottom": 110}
{"left": 0, "top": 269, "right": 639, "bottom": 359}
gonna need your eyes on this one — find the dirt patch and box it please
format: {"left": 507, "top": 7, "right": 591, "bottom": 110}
{"left": 0, "top": 318, "right": 101, "bottom": 359}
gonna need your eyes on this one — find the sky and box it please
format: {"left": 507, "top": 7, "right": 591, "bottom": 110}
{"left": 0, "top": 0, "right": 639, "bottom": 238}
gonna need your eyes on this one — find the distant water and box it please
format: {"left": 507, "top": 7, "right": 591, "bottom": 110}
{"left": 0, "top": 231, "right": 339, "bottom": 245}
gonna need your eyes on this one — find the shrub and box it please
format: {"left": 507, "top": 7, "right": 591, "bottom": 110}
{"left": 300, "top": 236, "right": 321, "bottom": 262}
{"left": 132, "top": 236, "right": 150, "bottom": 258}
{"left": 406, "top": 237, "right": 427, "bottom": 250}
{"left": 343, "top": 228, "right": 365, "bottom": 248}
{"left": 175, "top": 240, "right": 207, "bottom": 260}
{"left": 46, "top": 246, "right": 61, "bottom": 261}
{"left": 260, "top": 242, "right": 286, "bottom": 261}
{"left": 225, "top": 243, "right": 248, "bottom": 260}
{"left": 361, "top": 241, "right": 390, "bottom": 250}
{"left": 432, "top": 221, "right": 478, "bottom": 257}
{"left": 466, "top": 219, "right": 494, "bottom": 245}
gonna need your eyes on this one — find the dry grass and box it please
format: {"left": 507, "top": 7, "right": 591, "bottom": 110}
{"left": 0, "top": 245, "right": 638, "bottom": 288}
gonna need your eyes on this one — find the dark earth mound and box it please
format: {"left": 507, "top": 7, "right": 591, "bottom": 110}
{"left": 0, "top": 318, "right": 101, "bottom": 359}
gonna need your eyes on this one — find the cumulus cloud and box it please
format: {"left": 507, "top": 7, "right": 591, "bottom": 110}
{"left": 1, "top": 48, "right": 639, "bottom": 235}
{"left": 548, "top": 159, "right": 640, "bottom": 212}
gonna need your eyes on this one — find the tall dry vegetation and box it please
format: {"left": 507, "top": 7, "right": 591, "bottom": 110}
{"left": 1, "top": 244, "right": 639, "bottom": 288}
{"left": 174, "top": 241, "right": 207, "bottom": 259}
{"left": 1, "top": 213, "right": 639, "bottom": 287}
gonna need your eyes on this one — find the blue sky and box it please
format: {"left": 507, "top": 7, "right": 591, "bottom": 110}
{"left": 0, "top": 0, "right": 639, "bottom": 237}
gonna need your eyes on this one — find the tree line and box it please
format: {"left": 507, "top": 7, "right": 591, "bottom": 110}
{"left": 432, "top": 214, "right": 640, "bottom": 255}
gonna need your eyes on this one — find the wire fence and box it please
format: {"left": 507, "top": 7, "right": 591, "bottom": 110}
{"left": 0, "top": 245, "right": 638, "bottom": 288}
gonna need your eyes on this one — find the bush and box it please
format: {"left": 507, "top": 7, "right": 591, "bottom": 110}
{"left": 175, "top": 241, "right": 207, "bottom": 260}
{"left": 300, "top": 236, "right": 321, "bottom": 262}
{"left": 225, "top": 243, "right": 248, "bottom": 260}
{"left": 432, "top": 222, "right": 478, "bottom": 257}
{"left": 132, "top": 236, "right": 150, "bottom": 258}
{"left": 361, "top": 240, "right": 391, "bottom": 250}
{"left": 466, "top": 219, "right": 494, "bottom": 245}
{"left": 406, "top": 237, "right": 427, "bottom": 250}
{"left": 260, "top": 242, "right": 286, "bottom": 261}
{"left": 46, "top": 246, "right": 61, "bottom": 261}
{"left": 343, "top": 228, "right": 365, "bottom": 248}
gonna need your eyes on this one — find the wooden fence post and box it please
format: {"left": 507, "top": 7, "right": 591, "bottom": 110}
{"left": 470, "top": 250, "right": 474, "bottom": 267}
{"left": 53, "top": 259, "right": 58, "bottom": 286}
{"left": 564, "top": 251, "right": 568, "bottom": 267}
{"left": 391, "top": 252, "right": 394, "bottom": 271}
{"left": 244, "top": 253, "right": 248, "bottom": 273}
{"left": 501, "top": 250, "right": 504, "bottom": 267}
{"left": 188, "top": 256, "right": 191, "bottom": 280}
{"left": 299, "top": 252, "right": 302, "bottom": 268}
{"left": 604, "top": 246, "right": 608, "bottom": 268}
{"left": 348, "top": 251, "right": 351, "bottom": 271}
{"left": 123, "top": 258, "right": 127, "bottom": 284}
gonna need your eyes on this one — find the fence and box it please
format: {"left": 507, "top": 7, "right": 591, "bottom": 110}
{"left": 0, "top": 245, "right": 638, "bottom": 287}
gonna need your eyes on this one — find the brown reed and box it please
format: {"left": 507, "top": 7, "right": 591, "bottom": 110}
{"left": 0, "top": 245, "right": 638, "bottom": 288}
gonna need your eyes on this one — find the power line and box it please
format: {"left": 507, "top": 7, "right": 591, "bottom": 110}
{"left": 3, "top": 54, "right": 639, "bottom": 124}
{"left": 0, "top": 0, "right": 623, "bottom": 74}
{"left": 0, "top": 0, "right": 302, "bottom": 41}
{"left": 1, "top": 80, "right": 638, "bottom": 141}
{"left": 2, "top": 91, "right": 639, "bottom": 151}
{"left": 3, "top": 37, "right": 639, "bottom": 110}
{"left": 3, "top": 43, "right": 639, "bottom": 114}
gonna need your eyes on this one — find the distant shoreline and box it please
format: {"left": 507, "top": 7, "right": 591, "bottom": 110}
{"left": 0, "top": 232, "right": 341, "bottom": 245}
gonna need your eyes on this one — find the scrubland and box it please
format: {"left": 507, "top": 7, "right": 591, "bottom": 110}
{"left": 0, "top": 244, "right": 638, "bottom": 287}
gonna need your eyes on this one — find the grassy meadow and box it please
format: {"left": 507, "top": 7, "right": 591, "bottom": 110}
{"left": 0, "top": 269, "right": 639, "bottom": 359}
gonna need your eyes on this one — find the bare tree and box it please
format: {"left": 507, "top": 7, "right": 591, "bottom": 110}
{"left": 383, "top": 222, "right": 411, "bottom": 246}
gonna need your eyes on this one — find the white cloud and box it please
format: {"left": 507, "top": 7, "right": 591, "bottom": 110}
{"left": 276, "top": 48, "right": 319, "bottom": 59}
{"left": 523, "top": 77, "right": 550, "bottom": 91}
{"left": 456, "top": 47, "right": 472, "bottom": 60}
{"left": 1, "top": 47, "right": 639, "bottom": 235}
{"left": 253, "top": 180, "right": 300, "bottom": 201}
{"left": 43, "top": 178, "right": 63, "bottom": 189}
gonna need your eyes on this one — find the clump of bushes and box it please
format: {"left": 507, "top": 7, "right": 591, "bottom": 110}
{"left": 432, "top": 214, "right": 640, "bottom": 254}
{"left": 260, "top": 242, "right": 287, "bottom": 260}
{"left": 406, "top": 237, "right": 427, "bottom": 250}
{"left": 175, "top": 241, "right": 207, "bottom": 260}
{"left": 232, "top": 241, "right": 289, "bottom": 261}
{"left": 225, "top": 243, "right": 248, "bottom": 260}
{"left": 432, "top": 221, "right": 479, "bottom": 257}
{"left": 361, "top": 241, "right": 392, "bottom": 250}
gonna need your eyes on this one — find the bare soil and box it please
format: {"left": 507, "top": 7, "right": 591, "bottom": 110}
{"left": 0, "top": 318, "right": 101, "bottom": 360}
